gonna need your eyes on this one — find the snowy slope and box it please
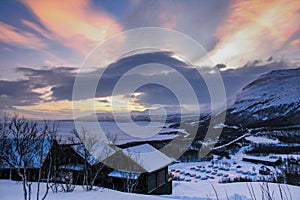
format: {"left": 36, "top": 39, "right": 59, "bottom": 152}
{"left": 1, "top": 180, "right": 300, "bottom": 200}
{"left": 227, "top": 67, "right": 300, "bottom": 127}
{"left": 0, "top": 180, "right": 165, "bottom": 200}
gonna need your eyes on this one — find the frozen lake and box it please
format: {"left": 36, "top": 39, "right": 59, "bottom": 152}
{"left": 50, "top": 121, "right": 180, "bottom": 145}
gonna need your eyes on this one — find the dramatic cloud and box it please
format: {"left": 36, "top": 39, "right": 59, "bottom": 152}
{"left": 0, "top": 49, "right": 297, "bottom": 119}
{"left": 17, "top": 67, "right": 77, "bottom": 102}
{"left": 0, "top": 80, "right": 42, "bottom": 108}
{"left": 0, "top": 67, "right": 77, "bottom": 109}
{"left": 91, "top": 52, "right": 293, "bottom": 109}
{"left": 21, "top": 0, "right": 122, "bottom": 54}
{"left": 1, "top": 1, "right": 299, "bottom": 119}
{"left": 17, "top": 67, "right": 77, "bottom": 87}
{"left": 200, "top": 0, "right": 300, "bottom": 67}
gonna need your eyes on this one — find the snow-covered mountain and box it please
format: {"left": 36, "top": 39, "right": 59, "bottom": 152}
{"left": 226, "top": 67, "right": 300, "bottom": 127}
{"left": 77, "top": 107, "right": 188, "bottom": 122}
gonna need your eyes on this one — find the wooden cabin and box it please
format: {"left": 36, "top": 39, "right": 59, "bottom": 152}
{"left": 61, "top": 142, "right": 120, "bottom": 186}
{"left": 259, "top": 166, "right": 271, "bottom": 175}
{"left": 0, "top": 138, "right": 173, "bottom": 194}
{"left": 108, "top": 144, "right": 173, "bottom": 194}
{"left": 242, "top": 155, "right": 282, "bottom": 166}
{"left": 0, "top": 138, "right": 53, "bottom": 181}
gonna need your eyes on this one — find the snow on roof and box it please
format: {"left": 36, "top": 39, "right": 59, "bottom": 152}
{"left": 72, "top": 142, "right": 120, "bottom": 166}
{"left": 108, "top": 170, "right": 141, "bottom": 180}
{"left": 243, "top": 155, "right": 281, "bottom": 163}
{"left": 59, "top": 164, "right": 85, "bottom": 171}
{"left": 0, "top": 138, "right": 52, "bottom": 169}
{"left": 122, "top": 144, "right": 173, "bottom": 173}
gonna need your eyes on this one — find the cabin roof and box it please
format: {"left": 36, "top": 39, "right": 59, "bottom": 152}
{"left": 0, "top": 138, "right": 52, "bottom": 169}
{"left": 72, "top": 142, "right": 121, "bottom": 166}
{"left": 243, "top": 155, "right": 281, "bottom": 163}
{"left": 122, "top": 144, "right": 173, "bottom": 173}
{"left": 108, "top": 170, "right": 141, "bottom": 180}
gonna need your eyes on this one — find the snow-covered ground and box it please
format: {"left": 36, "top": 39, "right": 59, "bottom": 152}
{"left": 169, "top": 156, "right": 271, "bottom": 184}
{"left": 231, "top": 67, "right": 300, "bottom": 114}
{"left": 1, "top": 180, "right": 299, "bottom": 200}
{"left": 0, "top": 180, "right": 163, "bottom": 200}
{"left": 169, "top": 181, "right": 300, "bottom": 200}
{"left": 1, "top": 148, "right": 299, "bottom": 200}
{"left": 169, "top": 151, "right": 299, "bottom": 184}
{"left": 245, "top": 136, "right": 280, "bottom": 144}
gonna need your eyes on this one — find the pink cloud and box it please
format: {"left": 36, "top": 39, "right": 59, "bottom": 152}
{"left": 203, "top": 0, "right": 300, "bottom": 67}
{"left": 160, "top": 13, "right": 177, "bottom": 29}
{"left": 21, "top": 0, "right": 122, "bottom": 55}
{"left": 0, "top": 21, "right": 48, "bottom": 50}
{"left": 21, "top": 19, "right": 52, "bottom": 40}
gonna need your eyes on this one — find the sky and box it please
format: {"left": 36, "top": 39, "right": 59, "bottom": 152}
{"left": 0, "top": 0, "right": 299, "bottom": 119}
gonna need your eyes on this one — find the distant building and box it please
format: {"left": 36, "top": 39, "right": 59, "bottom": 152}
{"left": 259, "top": 166, "right": 271, "bottom": 175}
{"left": 242, "top": 155, "right": 282, "bottom": 166}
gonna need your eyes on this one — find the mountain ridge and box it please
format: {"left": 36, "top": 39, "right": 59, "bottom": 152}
{"left": 225, "top": 67, "right": 300, "bottom": 127}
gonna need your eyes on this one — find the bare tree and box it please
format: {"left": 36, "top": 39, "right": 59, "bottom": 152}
{"left": 72, "top": 128, "right": 117, "bottom": 191}
{"left": 36, "top": 121, "right": 58, "bottom": 200}
{"left": 78, "top": 128, "right": 97, "bottom": 191}
{"left": 0, "top": 114, "right": 12, "bottom": 179}
{"left": 0, "top": 114, "right": 58, "bottom": 200}
{"left": 1, "top": 114, "right": 38, "bottom": 200}
{"left": 120, "top": 150, "right": 142, "bottom": 193}
{"left": 48, "top": 128, "right": 77, "bottom": 193}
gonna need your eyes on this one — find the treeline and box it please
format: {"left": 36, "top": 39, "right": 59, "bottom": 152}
{"left": 246, "top": 143, "right": 300, "bottom": 155}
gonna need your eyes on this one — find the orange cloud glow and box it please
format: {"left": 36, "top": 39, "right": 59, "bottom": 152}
{"left": 291, "top": 39, "right": 300, "bottom": 46}
{"left": 14, "top": 95, "right": 145, "bottom": 120}
{"left": 201, "top": 0, "right": 300, "bottom": 68}
{"left": 21, "top": 0, "right": 122, "bottom": 54}
{"left": 21, "top": 19, "right": 52, "bottom": 40}
{"left": 160, "top": 13, "right": 177, "bottom": 29}
{"left": 0, "top": 21, "right": 47, "bottom": 50}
